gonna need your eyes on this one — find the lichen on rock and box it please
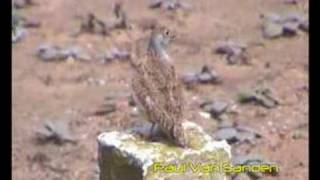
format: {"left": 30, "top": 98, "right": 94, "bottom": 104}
{"left": 98, "top": 121, "right": 231, "bottom": 180}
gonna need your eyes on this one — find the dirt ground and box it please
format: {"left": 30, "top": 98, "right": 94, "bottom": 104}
{"left": 12, "top": 0, "right": 308, "bottom": 179}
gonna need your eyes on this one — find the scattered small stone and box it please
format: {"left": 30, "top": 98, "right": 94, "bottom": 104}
{"left": 149, "top": 0, "right": 192, "bottom": 11}
{"left": 282, "top": 22, "right": 300, "bottom": 36}
{"left": 200, "top": 100, "right": 229, "bottom": 119}
{"left": 213, "top": 124, "right": 261, "bottom": 144}
{"left": 213, "top": 121, "right": 262, "bottom": 144}
{"left": 86, "top": 77, "right": 106, "bottom": 86}
{"left": 22, "top": 18, "right": 41, "bottom": 28}
{"left": 262, "top": 22, "right": 283, "bottom": 39}
{"left": 299, "top": 19, "right": 309, "bottom": 32}
{"left": 198, "top": 111, "right": 211, "bottom": 119}
{"left": 283, "top": 0, "right": 298, "bottom": 4}
{"left": 291, "top": 122, "right": 308, "bottom": 139}
{"left": 13, "top": 0, "right": 36, "bottom": 9}
{"left": 112, "top": 2, "right": 131, "bottom": 29}
{"left": 92, "top": 101, "right": 117, "bottom": 116}
{"left": 12, "top": 26, "right": 27, "bottom": 44}
{"left": 35, "top": 120, "right": 77, "bottom": 145}
{"left": 232, "top": 154, "right": 279, "bottom": 177}
{"left": 291, "top": 130, "right": 307, "bottom": 139}
{"left": 237, "top": 86, "right": 279, "bottom": 109}
{"left": 128, "top": 120, "right": 166, "bottom": 139}
{"left": 12, "top": 10, "right": 27, "bottom": 43}
{"left": 231, "top": 173, "right": 252, "bottom": 180}
{"left": 218, "top": 120, "right": 234, "bottom": 129}
{"left": 214, "top": 41, "right": 249, "bottom": 65}
{"left": 260, "top": 11, "right": 308, "bottom": 39}
{"left": 181, "top": 65, "right": 222, "bottom": 85}
{"left": 101, "top": 47, "right": 131, "bottom": 63}
{"left": 75, "top": 4, "right": 130, "bottom": 37}
{"left": 36, "top": 43, "right": 92, "bottom": 62}
{"left": 214, "top": 127, "right": 239, "bottom": 143}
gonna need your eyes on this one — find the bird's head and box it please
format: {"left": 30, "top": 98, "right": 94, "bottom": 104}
{"left": 150, "top": 25, "right": 176, "bottom": 49}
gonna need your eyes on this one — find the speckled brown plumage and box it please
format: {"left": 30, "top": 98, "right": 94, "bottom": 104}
{"left": 130, "top": 25, "right": 187, "bottom": 147}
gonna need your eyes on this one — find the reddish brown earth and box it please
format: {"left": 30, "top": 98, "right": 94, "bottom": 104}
{"left": 12, "top": 0, "right": 308, "bottom": 179}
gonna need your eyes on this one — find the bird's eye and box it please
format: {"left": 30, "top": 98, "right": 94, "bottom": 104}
{"left": 164, "top": 30, "right": 170, "bottom": 36}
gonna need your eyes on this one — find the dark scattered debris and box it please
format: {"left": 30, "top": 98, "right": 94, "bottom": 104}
{"left": 260, "top": 11, "right": 308, "bottom": 39}
{"left": 89, "top": 92, "right": 131, "bottom": 116}
{"left": 237, "top": 86, "right": 279, "bottom": 109}
{"left": 74, "top": 3, "right": 130, "bottom": 37}
{"left": 299, "top": 19, "right": 309, "bottom": 32}
{"left": 291, "top": 122, "right": 308, "bottom": 139}
{"left": 12, "top": 26, "right": 27, "bottom": 44}
{"left": 112, "top": 2, "right": 131, "bottom": 29}
{"left": 232, "top": 154, "right": 279, "bottom": 178}
{"left": 128, "top": 120, "right": 167, "bottom": 141}
{"left": 35, "top": 120, "right": 77, "bottom": 145}
{"left": 213, "top": 122, "right": 262, "bottom": 144}
{"left": 214, "top": 41, "right": 249, "bottom": 65}
{"left": 99, "top": 47, "right": 131, "bottom": 63}
{"left": 36, "top": 43, "right": 92, "bottom": 62}
{"left": 86, "top": 77, "right": 106, "bottom": 86}
{"left": 181, "top": 65, "right": 222, "bottom": 85}
{"left": 200, "top": 99, "right": 229, "bottom": 119}
{"left": 283, "top": 0, "right": 298, "bottom": 4}
{"left": 12, "top": 9, "right": 27, "bottom": 44}
{"left": 22, "top": 18, "right": 41, "bottom": 28}
{"left": 76, "top": 13, "right": 111, "bottom": 36}
{"left": 91, "top": 101, "right": 117, "bottom": 116}
{"left": 13, "top": 0, "right": 37, "bottom": 9}
{"left": 149, "top": 0, "right": 192, "bottom": 11}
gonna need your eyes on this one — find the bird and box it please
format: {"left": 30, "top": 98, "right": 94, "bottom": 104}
{"left": 129, "top": 25, "right": 188, "bottom": 147}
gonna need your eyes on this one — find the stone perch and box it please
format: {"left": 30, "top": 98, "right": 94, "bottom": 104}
{"left": 98, "top": 121, "right": 231, "bottom": 180}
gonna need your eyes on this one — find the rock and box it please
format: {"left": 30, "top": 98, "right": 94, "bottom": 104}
{"left": 198, "top": 66, "right": 220, "bottom": 83}
{"left": 282, "top": 22, "right": 299, "bottom": 36}
{"left": 36, "top": 43, "right": 92, "bottom": 62}
{"left": 35, "top": 120, "right": 77, "bottom": 145}
{"left": 200, "top": 100, "right": 229, "bottom": 118}
{"left": 299, "top": 19, "right": 309, "bottom": 32}
{"left": 218, "top": 120, "right": 234, "bottom": 129}
{"left": 214, "top": 41, "right": 248, "bottom": 65}
{"left": 197, "top": 65, "right": 221, "bottom": 84}
{"left": 181, "top": 65, "right": 221, "bottom": 85}
{"left": 12, "top": 26, "right": 27, "bottom": 43}
{"left": 22, "top": 19, "right": 41, "bottom": 28}
{"left": 92, "top": 102, "right": 117, "bottom": 116}
{"left": 260, "top": 13, "right": 283, "bottom": 24}
{"left": 213, "top": 123, "right": 262, "bottom": 144}
{"left": 13, "top": 0, "right": 36, "bottom": 9}
{"left": 98, "top": 121, "right": 231, "bottom": 180}
{"left": 149, "top": 0, "right": 162, "bottom": 8}
{"left": 237, "top": 87, "right": 279, "bottom": 109}
{"left": 283, "top": 0, "right": 298, "bottom": 4}
{"left": 36, "top": 44, "right": 67, "bottom": 61}
{"left": 180, "top": 72, "right": 199, "bottom": 84}
{"left": 262, "top": 22, "right": 283, "bottom": 39}
{"left": 86, "top": 78, "right": 107, "bottom": 86}
{"left": 103, "top": 47, "right": 131, "bottom": 63}
{"left": 282, "top": 12, "right": 306, "bottom": 24}
{"left": 65, "top": 46, "right": 92, "bottom": 61}
{"left": 149, "top": 0, "right": 192, "bottom": 11}
{"left": 213, "top": 128, "right": 238, "bottom": 143}
{"left": 260, "top": 11, "right": 308, "bottom": 39}
{"left": 232, "top": 154, "right": 279, "bottom": 177}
